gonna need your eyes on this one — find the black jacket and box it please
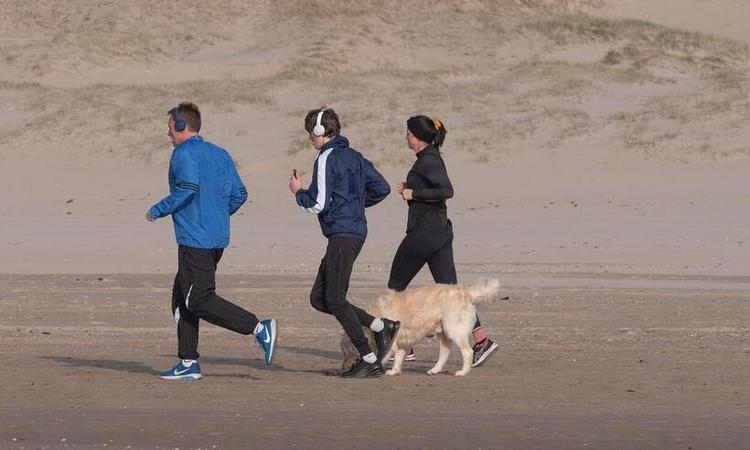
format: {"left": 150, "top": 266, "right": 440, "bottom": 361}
{"left": 405, "top": 144, "right": 454, "bottom": 232}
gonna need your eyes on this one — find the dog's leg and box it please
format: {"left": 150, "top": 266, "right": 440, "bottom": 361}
{"left": 427, "top": 333, "right": 451, "bottom": 375}
{"left": 380, "top": 349, "right": 394, "bottom": 365}
{"left": 386, "top": 346, "right": 406, "bottom": 376}
{"left": 442, "top": 307, "right": 476, "bottom": 376}
{"left": 454, "top": 335, "right": 473, "bottom": 376}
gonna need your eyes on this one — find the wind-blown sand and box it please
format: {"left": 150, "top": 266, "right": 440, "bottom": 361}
{"left": 1, "top": 1, "right": 748, "bottom": 448}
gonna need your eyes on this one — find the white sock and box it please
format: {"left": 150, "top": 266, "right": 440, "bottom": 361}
{"left": 362, "top": 352, "right": 377, "bottom": 364}
{"left": 253, "top": 322, "right": 264, "bottom": 335}
{"left": 370, "top": 318, "right": 384, "bottom": 333}
{"left": 182, "top": 359, "right": 196, "bottom": 367}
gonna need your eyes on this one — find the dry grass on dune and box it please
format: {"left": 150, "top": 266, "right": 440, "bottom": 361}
{"left": 0, "top": 0, "right": 269, "bottom": 77}
{"left": 2, "top": 0, "right": 750, "bottom": 165}
{"left": 0, "top": 77, "right": 280, "bottom": 161}
{"left": 514, "top": 13, "right": 750, "bottom": 160}
{"left": 527, "top": 14, "right": 749, "bottom": 72}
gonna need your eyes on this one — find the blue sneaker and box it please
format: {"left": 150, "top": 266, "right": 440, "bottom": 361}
{"left": 255, "top": 319, "right": 277, "bottom": 365}
{"left": 160, "top": 360, "right": 202, "bottom": 380}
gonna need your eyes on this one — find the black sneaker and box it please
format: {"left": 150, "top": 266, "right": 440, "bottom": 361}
{"left": 375, "top": 318, "right": 401, "bottom": 362}
{"left": 339, "top": 359, "right": 385, "bottom": 378}
{"left": 472, "top": 338, "right": 499, "bottom": 367}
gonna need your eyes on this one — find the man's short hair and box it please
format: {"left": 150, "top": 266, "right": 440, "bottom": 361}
{"left": 304, "top": 107, "right": 340, "bottom": 137}
{"left": 168, "top": 102, "right": 201, "bottom": 133}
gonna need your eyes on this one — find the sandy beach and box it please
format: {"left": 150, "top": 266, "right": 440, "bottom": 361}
{"left": 2, "top": 272, "right": 749, "bottom": 448}
{"left": 1, "top": 0, "right": 749, "bottom": 448}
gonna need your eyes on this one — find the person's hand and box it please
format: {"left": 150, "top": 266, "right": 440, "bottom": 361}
{"left": 401, "top": 188, "right": 413, "bottom": 201}
{"left": 146, "top": 210, "right": 155, "bottom": 222}
{"left": 396, "top": 181, "right": 406, "bottom": 194}
{"left": 289, "top": 169, "right": 302, "bottom": 194}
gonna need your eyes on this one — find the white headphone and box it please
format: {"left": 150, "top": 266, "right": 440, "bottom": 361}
{"left": 313, "top": 108, "right": 326, "bottom": 136}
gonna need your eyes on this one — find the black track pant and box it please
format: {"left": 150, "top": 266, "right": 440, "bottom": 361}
{"left": 387, "top": 223, "right": 482, "bottom": 330}
{"left": 172, "top": 245, "right": 259, "bottom": 360}
{"left": 310, "top": 236, "right": 375, "bottom": 357}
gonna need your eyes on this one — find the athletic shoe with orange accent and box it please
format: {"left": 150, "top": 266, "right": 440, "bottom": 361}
{"left": 388, "top": 349, "right": 416, "bottom": 362}
{"left": 472, "top": 338, "right": 499, "bottom": 367}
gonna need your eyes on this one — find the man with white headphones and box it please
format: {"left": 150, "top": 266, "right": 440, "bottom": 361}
{"left": 289, "top": 107, "right": 398, "bottom": 378}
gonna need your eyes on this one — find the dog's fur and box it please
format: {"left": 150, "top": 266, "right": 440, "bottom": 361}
{"left": 340, "top": 279, "right": 501, "bottom": 376}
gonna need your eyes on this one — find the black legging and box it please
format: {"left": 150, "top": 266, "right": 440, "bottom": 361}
{"left": 387, "top": 224, "right": 481, "bottom": 330}
{"left": 310, "top": 236, "right": 376, "bottom": 357}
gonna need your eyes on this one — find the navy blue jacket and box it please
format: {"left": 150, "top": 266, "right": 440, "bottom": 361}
{"left": 295, "top": 135, "right": 390, "bottom": 240}
{"left": 150, "top": 136, "right": 248, "bottom": 249}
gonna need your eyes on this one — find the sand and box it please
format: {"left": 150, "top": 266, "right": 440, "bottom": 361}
{"left": 2, "top": 272, "right": 749, "bottom": 448}
{"left": 1, "top": 0, "right": 749, "bottom": 448}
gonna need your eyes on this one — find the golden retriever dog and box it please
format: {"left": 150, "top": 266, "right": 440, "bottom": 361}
{"left": 340, "top": 279, "right": 500, "bottom": 376}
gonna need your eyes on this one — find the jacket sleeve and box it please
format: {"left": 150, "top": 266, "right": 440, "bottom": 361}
{"left": 363, "top": 159, "right": 390, "bottom": 207}
{"left": 411, "top": 155, "right": 454, "bottom": 202}
{"left": 149, "top": 149, "right": 199, "bottom": 219}
{"left": 295, "top": 150, "right": 333, "bottom": 215}
{"left": 228, "top": 161, "right": 248, "bottom": 216}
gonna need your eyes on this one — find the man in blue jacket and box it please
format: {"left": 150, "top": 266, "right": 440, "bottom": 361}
{"left": 289, "top": 107, "right": 399, "bottom": 378}
{"left": 148, "top": 102, "right": 277, "bottom": 380}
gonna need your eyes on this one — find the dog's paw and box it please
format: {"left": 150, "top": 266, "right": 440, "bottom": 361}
{"left": 386, "top": 369, "right": 401, "bottom": 376}
{"left": 426, "top": 368, "right": 442, "bottom": 376}
{"left": 454, "top": 369, "right": 469, "bottom": 376}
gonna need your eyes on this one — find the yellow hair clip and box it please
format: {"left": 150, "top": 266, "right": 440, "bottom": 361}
{"left": 432, "top": 117, "right": 443, "bottom": 129}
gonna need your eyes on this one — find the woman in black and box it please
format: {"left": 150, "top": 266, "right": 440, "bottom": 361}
{"left": 388, "top": 115, "right": 498, "bottom": 367}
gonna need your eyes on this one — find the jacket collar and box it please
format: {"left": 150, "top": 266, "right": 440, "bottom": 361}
{"left": 320, "top": 135, "right": 349, "bottom": 153}
{"left": 415, "top": 143, "right": 437, "bottom": 159}
{"left": 176, "top": 135, "right": 203, "bottom": 149}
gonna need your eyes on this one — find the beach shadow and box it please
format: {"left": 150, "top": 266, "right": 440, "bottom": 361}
{"left": 43, "top": 356, "right": 263, "bottom": 380}
{"left": 205, "top": 372, "right": 261, "bottom": 380}
{"left": 163, "top": 354, "right": 332, "bottom": 376}
{"left": 279, "top": 345, "right": 340, "bottom": 361}
{"left": 198, "top": 355, "right": 267, "bottom": 368}
{"left": 41, "top": 356, "right": 160, "bottom": 375}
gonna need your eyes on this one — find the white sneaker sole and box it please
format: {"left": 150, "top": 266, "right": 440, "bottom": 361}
{"left": 160, "top": 373, "right": 202, "bottom": 381}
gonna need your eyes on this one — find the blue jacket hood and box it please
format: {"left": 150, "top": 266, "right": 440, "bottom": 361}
{"left": 322, "top": 135, "right": 349, "bottom": 152}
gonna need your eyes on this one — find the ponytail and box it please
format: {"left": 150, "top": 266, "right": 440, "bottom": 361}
{"left": 432, "top": 117, "right": 447, "bottom": 150}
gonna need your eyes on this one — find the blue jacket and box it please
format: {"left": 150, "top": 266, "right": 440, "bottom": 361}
{"left": 295, "top": 135, "right": 390, "bottom": 240}
{"left": 150, "top": 136, "right": 248, "bottom": 249}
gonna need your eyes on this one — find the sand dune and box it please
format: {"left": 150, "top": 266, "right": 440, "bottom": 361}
{"left": 0, "top": 0, "right": 748, "bottom": 274}
{"left": 3, "top": 0, "right": 747, "bottom": 162}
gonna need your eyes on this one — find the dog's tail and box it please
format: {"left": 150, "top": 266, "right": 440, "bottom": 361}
{"left": 468, "top": 278, "right": 501, "bottom": 304}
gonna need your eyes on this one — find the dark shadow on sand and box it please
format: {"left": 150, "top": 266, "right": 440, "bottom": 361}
{"left": 202, "top": 372, "right": 261, "bottom": 380}
{"left": 42, "top": 356, "right": 264, "bottom": 379}
{"left": 165, "top": 355, "right": 333, "bottom": 376}
{"left": 40, "top": 356, "right": 161, "bottom": 375}
{"left": 278, "top": 345, "right": 341, "bottom": 361}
